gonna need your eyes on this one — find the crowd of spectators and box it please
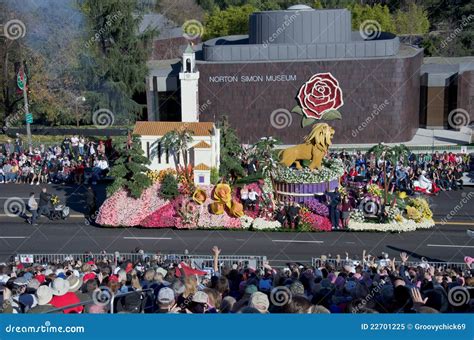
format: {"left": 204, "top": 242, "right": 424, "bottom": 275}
{"left": 0, "top": 247, "right": 472, "bottom": 314}
{"left": 0, "top": 134, "right": 111, "bottom": 186}
{"left": 331, "top": 150, "right": 470, "bottom": 194}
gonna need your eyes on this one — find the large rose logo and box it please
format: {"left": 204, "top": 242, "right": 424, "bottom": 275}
{"left": 296, "top": 72, "right": 343, "bottom": 120}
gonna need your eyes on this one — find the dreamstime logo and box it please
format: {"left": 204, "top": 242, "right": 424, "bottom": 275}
{"left": 447, "top": 108, "right": 470, "bottom": 129}
{"left": 84, "top": 11, "right": 123, "bottom": 48}
{"left": 2, "top": 19, "right": 26, "bottom": 40}
{"left": 199, "top": 99, "right": 212, "bottom": 114}
{"left": 270, "top": 108, "right": 292, "bottom": 129}
{"left": 92, "top": 286, "right": 113, "bottom": 306}
{"left": 352, "top": 279, "right": 386, "bottom": 313}
{"left": 2, "top": 107, "right": 25, "bottom": 132}
{"left": 270, "top": 286, "right": 292, "bottom": 306}
{"left": 352, "top": 100, "right": 389, "bottom": 137}
{"left": 359, "top": 197, "right": 381, "bottom": 217}
{"left": 440, "top": 191, "right": 474, "bottom": 225}
{"left": 440, "top": 14, "right": 474, "bottom": 49}
{"left": 262, "top": 12, "right": 300, "bottom": 48}
{"left": 359, "top": 20, "right": 381, "bottom": 40}
{"left": 3, "top": 197, "right": 26, "bottom": 217}
{"left": 448, "top": 286, "right": 470, "bottom": 307}
{"left": 92, "top": 109, "right": 115, "bottom": 129}
{"left": 182, "top": 19, "right": 204, "bottom": 40}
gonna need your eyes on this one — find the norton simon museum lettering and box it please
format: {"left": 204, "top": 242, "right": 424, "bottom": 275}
{"left": 197, "top": 49, "right": 423, "bottom": 145}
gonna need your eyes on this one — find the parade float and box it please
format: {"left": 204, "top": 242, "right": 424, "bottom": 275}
{"left": 96, "top": 73, "right": 434, "bottom": 233}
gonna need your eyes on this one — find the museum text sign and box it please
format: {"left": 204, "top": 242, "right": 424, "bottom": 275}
{"left": 208, "top": 74, "right": 297, "bottom": 83}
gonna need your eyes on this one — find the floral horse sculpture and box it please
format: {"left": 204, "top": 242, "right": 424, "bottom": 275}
{"left": 279, "top": 123, "right": 335, "bottom": 170}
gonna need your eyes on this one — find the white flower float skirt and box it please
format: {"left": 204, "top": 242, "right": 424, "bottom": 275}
{"left": 347, "top": 219, "right": 435, "bottom": 232}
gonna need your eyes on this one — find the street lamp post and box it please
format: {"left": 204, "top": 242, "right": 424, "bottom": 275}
{"left": 75, "top": 96, "right": 86, "bottom": 127}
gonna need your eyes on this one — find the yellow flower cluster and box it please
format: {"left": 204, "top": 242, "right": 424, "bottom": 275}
{"left": 406, "top": 197, "right": 433, "bottom": 222}
{"left": 51, "top": 195, "right": 60, "bottom": 206}
{"left": 406, "top": 206, "right": 423, "bottom": 222}
{"left": 394, "top": 214, "right": 404, "bottom": 223}
{"left": 146, "top": 169, "right": 177, "bottom": 183}
{"left": 367, "top": 184, "right": 383, "bottom": 197}
{"left": 210, "top": 183, "right": 243, "bottom": 217}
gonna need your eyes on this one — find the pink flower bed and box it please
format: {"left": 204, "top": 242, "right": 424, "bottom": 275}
{"left": 96, "top": 183, "right": 166, "bottom": 226}
{"left": 140, "top": 203, "right": 176, "bottom": 228}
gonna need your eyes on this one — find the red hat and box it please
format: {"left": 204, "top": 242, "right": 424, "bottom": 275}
{"left": 175, "top": 262, "right": 207, "bottom": 277}
{"left": 35, "top": 274, "right": 46, "bottom": 284}
{"left": 83, "top": 272, "right": 96, "bottom": 283}
{"left": 109, "top": 275, "right": 119, "bottom": 283}
{"left": 17, "top": 263, "right": 24, "bottom": 270}
{"left": 86, "top": 261, "right": 95, "bottom": 265}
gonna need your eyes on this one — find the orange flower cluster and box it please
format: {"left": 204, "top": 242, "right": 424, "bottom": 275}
{"left": 209, "top": 183, "right": 243, "bottom": 218}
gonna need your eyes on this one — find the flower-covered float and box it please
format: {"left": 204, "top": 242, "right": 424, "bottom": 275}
{"left": 95, "top": 73, "right": 434, "bottom": 233}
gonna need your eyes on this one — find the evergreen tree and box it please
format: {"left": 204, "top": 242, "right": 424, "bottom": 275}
{"left": 78, "top": 0, "right": 157, "bottom": 124}
{"left": 107, "top": 134, "right": 152, "bottom": 198}
{"left": 218, "top": 116, "right": 244, "bottom": 181}
{"left": 159, "top": 173, "right": 179, "bottom": 199}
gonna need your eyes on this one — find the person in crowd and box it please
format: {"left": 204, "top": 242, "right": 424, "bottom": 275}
{"left": 340, "top": 195, "right": 352, "bottom": 229}
{"left": 37, "top": 187, "right": 52, "bottom": 220}
{"left": 326, "top": 190, "right": 341, "bottom": 230}
{"left": 287, "top": 201, "right": 300, "bottom": 230}
{"left": 247, "top": 188, "right": 259, "bottom": 211}
{"left": 27, "top": 192, "right": 39, "bottom": 225}
{"left": 85, "top": 186, "right": 96, "bottom": 223}
{"left": 240, "top": 186, "right": 249, "bottom": 210}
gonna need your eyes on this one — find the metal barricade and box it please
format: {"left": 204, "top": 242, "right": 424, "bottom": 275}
{"left": 17, "top": 253, "right": 115, "bottom": 264}
{"left": 311, "top": 257, "right": 468, "bottom": 269}
{"left": 17, "top": 253, "right": 267, "bottom": 270}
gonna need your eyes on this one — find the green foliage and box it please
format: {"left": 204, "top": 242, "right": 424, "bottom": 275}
{"left": 349, "top": 3, "right": 395, "bottom": 33}
{"left": 159, "top": 173, "right": 180, "bottom": 199}
{"left": 218, "top": 116, "right": 245, "bottom": 181}
{"left": 203, "top": 4, "right": 258, "bottom": 40}
{"left": 78, "top": 0, "right": 157, "bottom": 124}
{"left": 107, "top": 134, "right": 152, "bottom": 198}
{"left": 394, "top": 3, "right": 430, "bottom": 37}
{"left": 210, "top": 167, "right": 220, "bottom": 185}
{"left": 160, "top": 128, "right": 194, "bottom": 175}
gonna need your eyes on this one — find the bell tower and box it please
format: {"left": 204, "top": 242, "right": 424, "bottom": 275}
{"left": 179, "top": 44, "right": 200, "bottom": 122}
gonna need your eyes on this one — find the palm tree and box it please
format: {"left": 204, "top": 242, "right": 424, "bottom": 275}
{"left": 368, "top": 143, "right": 410, "bottom": 201}
{"left": 160, "top": 127, "right": 194, "bottom": 182}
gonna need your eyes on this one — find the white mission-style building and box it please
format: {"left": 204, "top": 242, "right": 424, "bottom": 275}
{"left": 133, "top": 44, "right": 220, "bottom": 186}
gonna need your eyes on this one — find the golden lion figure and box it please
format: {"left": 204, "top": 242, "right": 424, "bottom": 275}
{"left": 279, "top": 123, "right": 335, "bottom": 170}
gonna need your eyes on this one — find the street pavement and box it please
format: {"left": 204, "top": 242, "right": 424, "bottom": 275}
{"left": 0, "top": 184, "right": 473, "bottom": 266}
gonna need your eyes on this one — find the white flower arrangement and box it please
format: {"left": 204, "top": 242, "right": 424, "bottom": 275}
{"left": 251, "top": 218, "right": 282, "bottom": 230}
{"left": 387, "top": 206, "right": 402, "bottom": 222}
{"left": 240, "top": 216, "right": 254, "bottom": 229}
{"left": 350, "top": 210, "right": 365, "bottom": 223}
{"left": 347, "top": 218, "right": 435, "bottom": 233}
{"left": 274, "top": 158, "right": 344, "bottom": 183}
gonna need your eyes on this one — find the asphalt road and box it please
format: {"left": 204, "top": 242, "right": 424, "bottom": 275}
{"left": 0, "top": 185, "right": 473, "bottom": 265}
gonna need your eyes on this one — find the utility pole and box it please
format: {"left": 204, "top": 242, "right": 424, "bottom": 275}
{"left": 19, "top": 62, "right": 32, "bottom": 153}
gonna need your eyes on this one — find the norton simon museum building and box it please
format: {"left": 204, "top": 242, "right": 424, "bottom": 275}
{"left": 146, "top": 5, "right": 474, "bottom": 144}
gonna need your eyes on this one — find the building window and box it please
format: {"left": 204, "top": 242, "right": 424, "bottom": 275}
{"left": 199, "top": 175, "right": 205, "bottom": 184}
{"left": 186, "top": 58, "right": 191, "bottom": 73}
{"left": 166, "top": 148, "right": 169, "bottom": 164}
{"left": 146, "top": 142, "right": 150, "bottom": 160}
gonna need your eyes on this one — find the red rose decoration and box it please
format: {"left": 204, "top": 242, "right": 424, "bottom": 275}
{"left": 297, "top": 72, "right": 343, "bottom": 119}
